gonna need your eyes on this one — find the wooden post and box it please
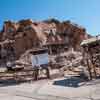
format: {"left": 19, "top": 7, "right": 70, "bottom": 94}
{"left": 86, "top": 58, "right": 92, "bottom": 80}
{"left": 90, "top": 55, "right": 97, "bottom": 78}
{"left": 84, "top": 47, "right": 93, "bottom": 80}
{"left": 89, "top": 49, "right": 97, "bottom": 78}
{"left": 49, "top": 46, "right": 52, "bottom": 55}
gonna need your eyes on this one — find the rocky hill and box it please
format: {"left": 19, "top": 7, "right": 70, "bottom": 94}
{"left": 0, "top": 18, "right": 90, "bottom": 61}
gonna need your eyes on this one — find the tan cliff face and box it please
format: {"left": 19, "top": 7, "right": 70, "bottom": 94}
{"left": 44, "top": 19, "right": 89, "bottom": 50}
{"left": 0, "top": 18, "right": 89, "bottom": 59}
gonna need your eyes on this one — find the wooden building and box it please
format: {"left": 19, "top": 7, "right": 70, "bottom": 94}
{"left": 81, "top": 36, "right": 100, "bottom": 80}
{"left": 43, "top": 42, "right": 68, "bottom": 55}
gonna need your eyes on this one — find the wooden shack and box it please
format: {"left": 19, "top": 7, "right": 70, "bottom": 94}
{"left": 81, "top": 36, "right": 100, "bottom": 80}
{"left": 29, "top": 48, "right": 50, "bottom": 79}
{"left": 29, "top": 48, "right": 49, "bottom": 66}
{"left": 43, "top": 43, "right": 67, "bottom": 55}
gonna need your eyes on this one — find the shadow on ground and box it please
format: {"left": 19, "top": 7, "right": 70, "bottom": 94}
{"left": 0, "top": 78, "right": 29, "bottom": 87}
{"left": 53, "top": 76, "right": 88, "bottom": 88}
{"left": 0, "top": 77, "right": 49, "bottom": 87}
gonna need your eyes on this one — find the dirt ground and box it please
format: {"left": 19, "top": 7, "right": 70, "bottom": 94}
{"left": 0, "top": 69, "right": 100, "bottom": 100}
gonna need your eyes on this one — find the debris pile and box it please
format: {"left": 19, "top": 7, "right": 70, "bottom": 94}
{"left": 49, "top": 50, "right": 83, "bottom": 69}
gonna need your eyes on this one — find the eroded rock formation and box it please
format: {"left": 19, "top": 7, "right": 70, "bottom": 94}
{"left": 0, "top": 18, "right": 90, "bottom": 61}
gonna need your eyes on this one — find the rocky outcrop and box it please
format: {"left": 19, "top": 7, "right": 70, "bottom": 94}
{"left": 0, "top": 18, "right": 90, "bottom": 60}
{"left": 44, "top": 19, "right": 89, "bottom": 50}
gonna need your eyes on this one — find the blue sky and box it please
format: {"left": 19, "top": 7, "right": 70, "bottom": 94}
{"left": 0, "top": 0, "right": 100, "bottom": 35}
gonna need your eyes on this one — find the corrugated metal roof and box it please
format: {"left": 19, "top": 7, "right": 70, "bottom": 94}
{"left": 81, "top": 36, "right": 100, "bottom": 46}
